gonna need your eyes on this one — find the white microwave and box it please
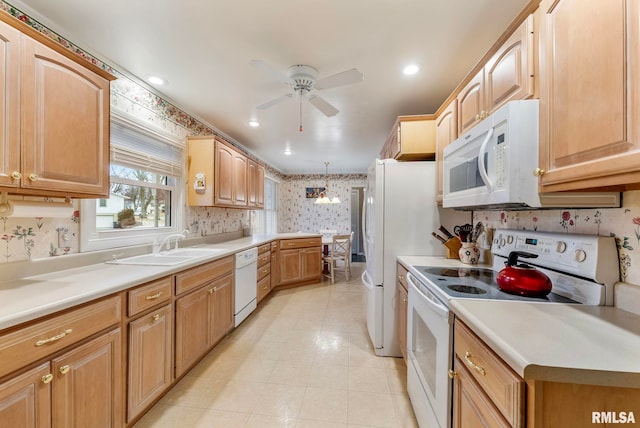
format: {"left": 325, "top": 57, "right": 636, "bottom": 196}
{"left": 442, "top": 100, "right": 620, "bottom": 210}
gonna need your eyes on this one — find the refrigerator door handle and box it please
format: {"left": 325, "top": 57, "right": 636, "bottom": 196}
{"left": 361, "top": 191, "right": 369, "bottom": 262}
{"left": 361, "top": 270, "right": 378, "bottom": 289}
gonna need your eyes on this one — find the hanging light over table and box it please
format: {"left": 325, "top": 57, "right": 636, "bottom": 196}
{"left": 315, "top": 162, "right": 341, "bottom": 204}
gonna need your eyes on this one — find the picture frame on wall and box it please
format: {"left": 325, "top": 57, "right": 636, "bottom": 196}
{"left": 305, "top": 187, "right": 326, "bottom": 198}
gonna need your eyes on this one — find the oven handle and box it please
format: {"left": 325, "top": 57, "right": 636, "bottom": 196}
{"left": 477, "top": 126, "right": 494, "bottom": 193}
{"left": 407, "top": 273, "right": 449, "bottom": 319}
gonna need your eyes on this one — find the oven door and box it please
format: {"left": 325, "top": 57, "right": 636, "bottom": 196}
{"left": 407, "top": 272, "right": 452, "bottom": 428}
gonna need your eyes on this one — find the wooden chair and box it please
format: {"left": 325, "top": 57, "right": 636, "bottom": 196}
{"left": 322, "top": 234, "right": 351, "bottom": 284}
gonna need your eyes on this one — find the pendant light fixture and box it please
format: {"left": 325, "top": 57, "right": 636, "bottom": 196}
{"left": 315, "top": 162, "right": 341, "bottom": 204}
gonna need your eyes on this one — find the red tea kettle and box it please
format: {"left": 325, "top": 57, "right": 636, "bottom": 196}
{"left": 496, "top": 251, "right": 552, "bottom": 297}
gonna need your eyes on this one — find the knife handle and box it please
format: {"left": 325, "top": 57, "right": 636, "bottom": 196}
{"left": 439, "top": 226, "right": 454, "bottom": 239}
{"left": 432, "top": 232, "right": 447, "bottom": 244}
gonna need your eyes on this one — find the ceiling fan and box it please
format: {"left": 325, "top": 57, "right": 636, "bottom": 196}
{"left": 251, "top": 60, "right": 364, "bottom": 130}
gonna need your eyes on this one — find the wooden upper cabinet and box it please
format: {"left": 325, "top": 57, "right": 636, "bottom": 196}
{"left": 457, "top": 71, "right": 485, "bottom": 135}
{"left": 538, "top": 0, "right": 640, "bottom": 191}
{"left": 0, "top": 20, "right": 20, "bottom": 189}
{"left": 436, "top": 99, "right": 458, "bottom": 203}
{"left": 381, "top": 115, "right": 436, "bottom": 160}
{"left": 0, "top": 13, "right": 114, "bottom": 198}
{"left": 457, "top": 14, "right": 535, "bottom": 136}
{"left": 248, "top": 160, "right": 265, "bottom": 209}
{"left": 188, "top": 136, "right": 262, "bottom": 208}
{"left": 485, "top": 15, "right": 535, "bottom": 113}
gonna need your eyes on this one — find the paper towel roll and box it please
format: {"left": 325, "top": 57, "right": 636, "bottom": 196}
{"left": 0, "top": 200, "right": 74, "bottom": 218}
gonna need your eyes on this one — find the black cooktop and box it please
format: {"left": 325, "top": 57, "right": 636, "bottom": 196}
{"left": 414, "top": 266, "right": 578, "bottom": 303}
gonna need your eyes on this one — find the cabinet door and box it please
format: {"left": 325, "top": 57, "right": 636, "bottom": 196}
{"left": 51, "top": 328, "right": 122, "bottom": 428}
{"left": 210, "top": 274, "right": 233, "bottom": 346}
{"left": 127, "top": 304, "right": 173, "bottom": 422}
{"left": 247, "top": 159, "right": 258, "bottom": 207}
{"left": 233, "top": 151, "right": 248, "bottom": 206}
{"left": 457, "top": 70, "right": 484, "bottom": 134}
{"left": 300, "top": 247, "right": 322, "bottom": 281}
{"left": 214, "top": 140, "right": 235, "bottom": 206}
{"left": 485, "top": 15, "right": 535, "bottom": 114}
{"left": 0, "top": 20, "right": 20, "bottom": 189}
{"left": 397, "top": 284, "right": 408, "bottom": 361}
{"left": 452, "top": 358, "right": 511, "bottom": 428}
{"left": 538, "top": 0, "right": 640, "bottom": 191}
{"left": 435, "top": 100, "right": 458, "bottom": 202}
{"left": 21, "top": 36, "right": 110, "bottom": 197}
{"left": 256, "top": 164, "right": 265, "bottom": 208}
{"left": 270, "top": 247, "right": 279, "bottom": 288}
{"left": 279, "top": 248, "right": 302, "bottom": 285}
{"left": 175, "top": 287, "right": 211, "bottom": 377}
{"left": 0, "top": 362, "right": 50, "bottom": 428}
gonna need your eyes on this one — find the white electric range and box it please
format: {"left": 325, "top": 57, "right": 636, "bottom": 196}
{"left": 402, "top": 229, "right": 619, "bottom": 428}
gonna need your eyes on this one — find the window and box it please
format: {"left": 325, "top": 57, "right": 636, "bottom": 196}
{"left": 80, "top": 111, "right": 184, "bottom": 252}
{"left": 252, "top": 177, "right": 278, "bottom": 235}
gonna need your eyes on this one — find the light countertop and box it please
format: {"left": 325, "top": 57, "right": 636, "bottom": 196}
{"left": 398, "top": 255, "right": 640, "bottom": 388}
{"left": 0, "top": 233, "right": 319, "bottom": 331}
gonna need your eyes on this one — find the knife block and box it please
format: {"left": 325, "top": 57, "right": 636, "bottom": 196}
{"left": 444, "top": 237, "right": 462, "bottom": 259}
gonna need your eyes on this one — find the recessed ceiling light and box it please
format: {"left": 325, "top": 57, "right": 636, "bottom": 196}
{"left": 249, "top": 120, "right": 260, "bottom": 127}
{"left": 147, "top": 75, "right": 167, "bottom": 85}
{"left": 283, "top": 148, "right": 293, "bottom": 156}
{"left": 403, "top": 64, "right": 420, "bottom": 76}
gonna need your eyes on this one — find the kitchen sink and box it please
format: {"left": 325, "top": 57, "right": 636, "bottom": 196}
{"left": 107, "top": 247, "right": 228, "bottom": 266}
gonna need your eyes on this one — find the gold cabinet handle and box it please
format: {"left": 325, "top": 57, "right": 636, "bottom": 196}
{"left": 59, "top": 365, "right": 70, "bottom": 375}
{"left": 475, "top": 114, "right": 480, "bottom": 121}
{"left": 145, "top": 291, "right": 162, "bottom": 301}
{"left": 209, "top": 287, "right": 217, "bottom": 294}
{"left": 464, "top": 351, "right": 486, "bottom": 376}
{"left": 41, "top": 374, "right": 54, "bottom": 384}
{"left": 533, "top": 168, "right": 546, "bottom": 177}
{"left": 28, "top": 173, "right": 38, "bottom": 181}
{"left": 11, "top": 171, "right": 21, "bottom": 180}
{"left": 448, "top": 369, "right": 458, "bottom": 379}
{"left": 35, "top": 329, "right": 72, "bottom": 347}
{"left": 152, "top": 314, "right": 160, "bottom": 322}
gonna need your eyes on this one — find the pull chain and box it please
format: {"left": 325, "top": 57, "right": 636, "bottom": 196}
{"left": 299, "top": 99, "right": 303, "bottom": 132}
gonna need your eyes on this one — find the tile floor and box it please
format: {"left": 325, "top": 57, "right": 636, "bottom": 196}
{"left": 134, "top": 262, "right": 419, "bottom": 427}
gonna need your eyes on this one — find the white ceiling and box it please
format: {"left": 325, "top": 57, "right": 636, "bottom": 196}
{"left": 10, "top": 0, "right": 529, "bottom": 174}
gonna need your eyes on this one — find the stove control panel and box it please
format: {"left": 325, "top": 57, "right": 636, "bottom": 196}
{"left": 492, "top": 229, "right": 618, "bottom": 287}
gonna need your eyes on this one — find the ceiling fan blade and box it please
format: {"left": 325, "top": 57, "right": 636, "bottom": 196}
{"left": 314, "top": 68, "right": 363, "bottom": 90}
{"left": 256, "top": 93, "right": 293, "bottom": 110}
{"left": 308, "top": 95, "right": 339, "bottom": 117}
{"left": 250, "top": 59, "right": 290, "bottom": 84}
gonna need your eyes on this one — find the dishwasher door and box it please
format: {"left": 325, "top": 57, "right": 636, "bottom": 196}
{"left": 234, "top": 247, "right": 258, "bottom": 326}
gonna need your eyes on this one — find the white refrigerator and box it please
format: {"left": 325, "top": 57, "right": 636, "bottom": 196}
{"left": 361, "top": 159, "right": 470, "bottom": 357}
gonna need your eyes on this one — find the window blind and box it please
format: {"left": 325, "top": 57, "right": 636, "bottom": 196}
{"left": 110, "top": 118, "right": 184, "bottom": 177}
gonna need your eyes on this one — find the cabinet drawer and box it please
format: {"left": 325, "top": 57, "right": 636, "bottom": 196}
{"left": 257, "top": 275, "right": 270, "bottom": 303}
{"left": 397, "top": 263, "right": 408, "bottom": 291}
{"left": 270, "top": 241, "right": 278, "bottom": 251}
{"left": 257, "top": 252, "right": 270, "bottom": 268}
{"left": 128, "top": 276, "right": 172, "bottom": 317}
{"left": 454, "top": 320, "right": 524, "bottom": 427}
{"left": 257, "top": 262, "right": 271, "bottom": 281}
{"left": 175, "top": 256, "right": 234, "bottom": 295}
{"left": 279, "top": 237, "right": 321, "bottom": 250}
{"left": 257, "top": 243, "right": 271, "bottom": 254}
{"left": 0, "top": 295, "right": 122, "bottom": 379}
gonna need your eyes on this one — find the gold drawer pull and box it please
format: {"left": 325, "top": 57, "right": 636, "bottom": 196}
{"left": 464, "top": 351, "right": 486, "bottom": 376}
{"left": 145, "top": 291, "right": 163, "bottom": 300}
{"left": 152, "top": 314, "right": 160, "bottom": 322}
{"left": 28, "top": 173, "right": 38, "bottom": 181}
{"left": 36, "top": 329, "right": 72, "bottom": 347}
{"left": 448, "top": 369, "right": 458, "bottom": 379}
{"left": 11, "top": 171, "right": 21, "bottom": 180}
{"left": 59, "top": 365, "right": 70, "bottom": 375}
{"left": 209, "top": 287, "right": 217, "bottom": 294}
{"left": 41, "top": 373, "right": 54, "bottom": 384}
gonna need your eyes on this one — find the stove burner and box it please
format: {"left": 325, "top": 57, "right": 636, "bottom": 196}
{"left": 447, "top": 285, "right": 487, "bottom": 295}
{"left": 422, "top": 267, "right": 496, "bottom": 279}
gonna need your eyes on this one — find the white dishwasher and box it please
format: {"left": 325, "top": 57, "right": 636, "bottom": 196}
{"left": 234, "top": 247, "right": 258, "bottom": 326}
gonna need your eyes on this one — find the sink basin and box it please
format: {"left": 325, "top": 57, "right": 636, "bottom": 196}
{"left": 107, "top": 248, "right": 228, "bottom": 266}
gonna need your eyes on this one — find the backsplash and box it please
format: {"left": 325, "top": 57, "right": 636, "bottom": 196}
{"left": 278, "top": 174, "right": 366, "bottom": 234}
{"left": 474, "top": 190, "right": 640, "bottom": 284}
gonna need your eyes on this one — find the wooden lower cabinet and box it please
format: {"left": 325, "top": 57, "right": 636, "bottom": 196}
{"left": 175, "top": 273, "right": 233, "bottom": 378}
{"left": 0, "top": 362, "right": 50, "bottom": 427}
{"left": 0, "top": 328, "right": 125, "bottom": 427}
{"left": 51, "top": 328, "right": 122, "bottom": 427}
{"left": 127, "top": 304, "right": 172, "bottom": 423}
{"left": 396, "top": 263, "right": 409, "bottom": 362}
{"left": 279, "top": 246, "right": 322, "bottom": 286}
